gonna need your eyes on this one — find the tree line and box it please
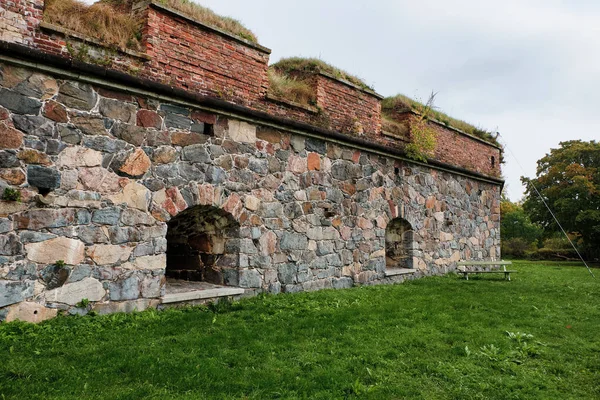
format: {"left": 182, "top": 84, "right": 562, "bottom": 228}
{"left": 501, "top": 140, "right": 600, "bottom": 261}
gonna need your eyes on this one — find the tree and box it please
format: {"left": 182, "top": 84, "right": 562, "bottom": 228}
{"left": 521, "top": 140, "right": 600, "bottom": 258}
{"left": 500, "top": 199, "right": 542, "bottom": 257}
{"left": 501, "top": 199, "right": 542, "bottom": 244}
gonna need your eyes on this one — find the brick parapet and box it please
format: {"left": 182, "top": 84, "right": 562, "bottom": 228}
{"left": 315, "top": 73, "right": 382, "bottom": 137}
{"left": 140, "top": 2, "right": 270, "bottom": 106}
{"left": 382, "top": 111, "right": 502, "bottom": 178}
{"left": 0, "top": 0, "right": 503, "bottom": 178}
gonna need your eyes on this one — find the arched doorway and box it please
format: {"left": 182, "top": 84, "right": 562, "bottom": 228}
{"left": 385, "top": 218, "right": 414, "bottom": 270}
{"left": 166, "top": 205, "right": 240, "bottom": 286}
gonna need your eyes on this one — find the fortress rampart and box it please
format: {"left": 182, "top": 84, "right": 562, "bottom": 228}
{"left": 0, "top": 0, "right": 502, "bottom": 322}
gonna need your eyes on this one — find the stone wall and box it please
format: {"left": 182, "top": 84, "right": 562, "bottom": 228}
{"left": 0, "top": 60, "right": 501, "bottom": 322}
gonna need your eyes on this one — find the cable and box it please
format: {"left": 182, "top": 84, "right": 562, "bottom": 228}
{"left": 498, "top": 134, "right": 596, "bottom": 278}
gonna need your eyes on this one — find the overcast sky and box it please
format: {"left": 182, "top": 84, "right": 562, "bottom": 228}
{"left": 89, "top": 0, "right": 600, "bottom": 200}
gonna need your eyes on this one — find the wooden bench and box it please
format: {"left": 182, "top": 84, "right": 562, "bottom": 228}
{"left": 457, "top": 261, "right": 516, "bottom": 281}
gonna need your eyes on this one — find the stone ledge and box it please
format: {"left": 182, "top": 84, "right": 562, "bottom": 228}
{"left": 266, "top": 93, "right": 319, "bottom": 114}
{"left": 162, "top": 287, "right": 245, "bottom": 304}
{"left": 382, "top": 129, "right": 409, "bottom": 142}
{"left": 385, "top": 268, "right": 416, "bottom": 277}
{"left": 39, "top": 21, "right": 151, "bottom": 61}
{"left": 318, "top": 71, "right": 383, "bottom": 99}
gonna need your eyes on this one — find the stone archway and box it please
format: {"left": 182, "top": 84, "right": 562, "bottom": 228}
{"left": 165, "top": 205, "right": 240, "bottom": 286}
{"left": 385, "top": 218, "right": 414, "bottom": 270}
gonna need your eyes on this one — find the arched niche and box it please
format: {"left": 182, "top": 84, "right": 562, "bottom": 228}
{"left": 385, "top": 218, "right": 414, "bottom": 270}
{"left": 166, "top": 205, "right": 240, "bottom": 286}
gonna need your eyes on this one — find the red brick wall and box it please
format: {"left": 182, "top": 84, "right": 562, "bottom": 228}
{"left": 431, "top": 120, "right": 501, "bottom": 177}
{"left": 315, "top": 74, "right": 382, "bottom": 136}
{"left": 0, "top": 0, "right": 43, "bottom": 45}
{"left": 381, "top": 113, "right": 502, "bottom": 177}
{"left": 140, "top": 4, "right": 270, "bottom": 107}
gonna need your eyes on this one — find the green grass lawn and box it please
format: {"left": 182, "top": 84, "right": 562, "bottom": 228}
{"left": 1, "top": 261, "right": 599, "bottom": 399}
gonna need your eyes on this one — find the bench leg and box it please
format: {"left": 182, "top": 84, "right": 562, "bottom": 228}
{"left": 505, "top": 272, "right": 511, "bottom": 281}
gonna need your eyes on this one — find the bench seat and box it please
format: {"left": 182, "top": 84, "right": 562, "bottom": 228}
{"left": 457, "top": 260, "right": 516, "bottom": 281}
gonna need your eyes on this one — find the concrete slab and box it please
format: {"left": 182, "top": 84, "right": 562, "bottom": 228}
{"left": 385, "top": 268, "right": 416, "bottom": 277}
{"left": 162, "top": 279, "right": 245, "bottom": 304}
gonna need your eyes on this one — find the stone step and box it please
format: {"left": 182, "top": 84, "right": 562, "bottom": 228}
{"left": 162, "top": 287, "right": 245, "bottom": 304}
{"left": 385, "top": 268, "right": 416, "bottom": 277}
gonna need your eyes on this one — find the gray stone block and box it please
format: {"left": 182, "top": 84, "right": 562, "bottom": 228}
{"left": 92, "top": 207, "right": 122, "bottom": 225}
{"left": 4, "top": 261, "right": 36, "bottom": 281}
{"left": 27, "top": 165, "right": 61, "bottom": 190}
{"left": 57, "top": 124, "right": 82, "bottom": 144}
{"left": 12, "top": 115, "right": 54, "bottom": 136}
{"left": 182, "top": 145, "right": 210, "bottom": 163}
{"left": 109, "top": 275, "right": 140, "bottom": 301}
{"left": 99, "top": 98, "right": 137, "bottom": 124}
{"left": 111, "top": 123, "right": 146, "bottom": 146}
{"left": 279, "top": 232, "right": 308, "bottom": 250}
{"left": 0, "top": 151, "right": 20, "bottom": 168}
{"left": 306, "top": 137, "right": 327, "bottom": 154}
{"left": 238, "top": 269, "right": 261, "bottom": 288}
{"left": 0, "top": 88, "right": 42, "bottom": 115}
{"left": 278, "top": 263, "right": 297, "bottom": 284}
{"left": 68, "top": 265, "right": 93, "bottom": 283}
{"left": 165, "top": 113, "right": 192, "bottom": 130}
{"left": 0, "top": 219, "right": 12, "bottom": 234}
{"left": 0, "top": 280, "right": 34, "bottom": 307}
{"left": 82, "top": 135, "right": 128, "bottom": 153}
{"left": 205, "top": 166, "right": 226, "bottom": 184}
{"left": 56, "top": 82, "right": 97, "bottom": 110}
{"left": 160, "top": 103, "right": 189, "bottom": 116}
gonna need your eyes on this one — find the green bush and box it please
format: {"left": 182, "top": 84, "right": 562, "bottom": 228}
{"left": 542, "top": 237, "right": 571, "bottom": 251}
{"left": 527, "top": 247, "right": 579, "bottom": 261}
{"left": 501, "top": 237, "right": 536, "bottom": 258}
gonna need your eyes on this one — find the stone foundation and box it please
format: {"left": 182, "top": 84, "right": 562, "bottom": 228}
{"left": 0, "top": 59, "right": 501, "bottom": 321}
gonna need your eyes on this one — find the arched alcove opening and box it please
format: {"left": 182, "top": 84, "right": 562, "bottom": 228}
{"left": 166, "top": 205, "right": 240, "bottom": 286}
{"left": 385, "top": 218, "right": 414, "bottom": 270}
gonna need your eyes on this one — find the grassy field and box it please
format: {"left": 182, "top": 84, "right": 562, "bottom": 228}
{"left": 1, "top": 261, "right": 599, "bottom": 399}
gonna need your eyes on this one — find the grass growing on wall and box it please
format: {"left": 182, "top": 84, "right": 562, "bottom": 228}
{"left": 43, "top": 0, "right": 143, "bottom": 50}
{"left": 271, "top": 57, "right": 373, "bottom": 90}
{"left": 267, "top": 68, "right": 316, "bottom": 106}
{"left": 383, "top": 94, "right": 500, "bottom": 146}
{"left": 1, "top": 261, "right": 599, "bottom": 399}
{"left": 43, "top": 0, "right": 258, "bottom": 50}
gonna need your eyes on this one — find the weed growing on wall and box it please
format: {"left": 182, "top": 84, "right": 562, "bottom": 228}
{"left": 2, "top": 187, "right": 21, "bottom": 202}
{"left": 267, "top": 69, "right": 315, "bottom": 106}
{"left": 381, "top": 93, "right": 500, "bottom": 146}
{"left": 405, "top": 92, "right": 438, "bottom": 162}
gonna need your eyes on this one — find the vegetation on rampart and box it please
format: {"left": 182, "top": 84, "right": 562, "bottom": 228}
{"left": 382, "top": 94, "right": 500, "bottom": 146}
{"left": 267, "top": 68, "right": 316, "bottom": 106}
{"left": 44, "top": 0, "right": 142, "bottom": 50}
{"left": 43, "top": 0, "right": 258, "bottom": 50}
{"left": 271, "top": 57, "right": 372, "bottom": 90}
